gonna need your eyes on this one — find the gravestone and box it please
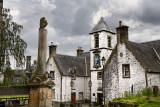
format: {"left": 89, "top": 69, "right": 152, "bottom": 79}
{"left": 153, "top": 85, "right": 159, "bottom": 97}
{"left": 28, "top": 17, "right": 54, "bottom": 107}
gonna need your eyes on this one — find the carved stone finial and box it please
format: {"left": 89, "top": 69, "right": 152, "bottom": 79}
{"left": 40, "top": 17, "right": 48, "bottom": 29}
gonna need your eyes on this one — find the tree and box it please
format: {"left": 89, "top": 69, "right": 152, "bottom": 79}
{"left": 0, "top": 8, "right": 27, "bottom": 72}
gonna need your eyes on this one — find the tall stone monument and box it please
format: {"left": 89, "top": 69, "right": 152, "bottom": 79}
{"left": 28, "top": 17, "right": 54, "bottom": 107}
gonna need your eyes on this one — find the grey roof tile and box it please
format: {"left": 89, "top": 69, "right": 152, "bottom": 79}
{"left": 129, "top": 41, "right": 160, "bottom": 73}
{"left": 55, "top": 54, "right": 90, "bottom": 76}
{"left": 90, "top": 17, "right": 114, "bottom": 34}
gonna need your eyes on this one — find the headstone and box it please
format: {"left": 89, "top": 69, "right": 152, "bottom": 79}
{"left": 153, "top": 85, "right": 159, "bottom": 97}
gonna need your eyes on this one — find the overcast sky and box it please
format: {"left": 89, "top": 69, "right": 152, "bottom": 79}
{"left": 3, "top": 0, "right": 160, "bottom": 67}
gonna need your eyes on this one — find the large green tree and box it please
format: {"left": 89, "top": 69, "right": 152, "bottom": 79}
{"left": 0, "top": 8, "right": 27, "bottom": 72}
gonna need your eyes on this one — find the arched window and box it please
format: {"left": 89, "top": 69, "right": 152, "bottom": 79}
{"left": 94, "top": 34, "right": 99, "bottom": 48}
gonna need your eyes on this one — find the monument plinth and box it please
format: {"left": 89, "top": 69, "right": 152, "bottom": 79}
{"left": 28, "top": 17, "right": 54, "bottom": 107}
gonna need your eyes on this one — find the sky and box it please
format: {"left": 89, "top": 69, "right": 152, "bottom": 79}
{"left": 3, "top": 0, "right": 160, "bottom": 68}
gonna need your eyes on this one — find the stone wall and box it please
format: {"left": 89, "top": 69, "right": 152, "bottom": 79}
{"left": 0, "top": 87, "right": 29, "bottom": 95}
{"left": 105, "top": 53, "right": 118, "bottom": 103}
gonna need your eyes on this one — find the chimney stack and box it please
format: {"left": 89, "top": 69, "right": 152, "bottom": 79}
{"left": 26, "top": 56, "right": 31, "bottom": 71}
{"left": 116, "top": 21, "right": 129, "bottom": 44}
{"left": 49, "top": 42, "right": 57, "bottom": 57}
{"left": 77, "top": 46, "right": 83, "bottom": 57}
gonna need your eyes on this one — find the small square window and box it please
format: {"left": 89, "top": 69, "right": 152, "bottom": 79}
{"left": 50, "top": 71, "right": 55, "bottom": 80}
{"left": 97, "top": 72, "right": 102, "bottom": 80}
{"left": 122, "top": 64, "right": 130, "bottom": 78}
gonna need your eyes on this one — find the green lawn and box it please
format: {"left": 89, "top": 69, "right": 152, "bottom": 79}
{"left": 0, "top": 95, "right": 28, "bottom": 99}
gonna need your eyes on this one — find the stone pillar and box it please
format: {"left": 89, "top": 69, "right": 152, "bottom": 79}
{"left": 28, "top": 17, "right": 54, "bottom": 107}
{"left": 37, "top": 28, "right": 47, "bottom": 74}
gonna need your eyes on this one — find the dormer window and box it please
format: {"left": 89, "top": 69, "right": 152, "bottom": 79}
{"left": 108, "top": 36, "right": 111, "bottom": 48}
{"left": 122, "top": 64, "right": 130, "bottom": 78}
{"left": 94, "top": 34, "right": 99, "bottom": 48}
{"left": 70, "top": 68, "right": 76, "bottom": 80}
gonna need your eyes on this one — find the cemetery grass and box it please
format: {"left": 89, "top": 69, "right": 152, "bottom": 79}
{"left": 112, "top": 88, "right": 160, "bottom": 107}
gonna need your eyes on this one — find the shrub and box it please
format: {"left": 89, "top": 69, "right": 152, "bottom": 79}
{"left": 70, "top": 102, "right": 74, "bottom": 107}
{"left": 59, "top": 102, "right": 64, "bottom": 107}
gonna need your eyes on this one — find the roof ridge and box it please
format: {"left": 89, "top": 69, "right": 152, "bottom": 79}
{"left": 140, "top": 39, "right": 160, "bottom": 44}
{"left": 57, "top": 54, "right": 85, "bottom": 59}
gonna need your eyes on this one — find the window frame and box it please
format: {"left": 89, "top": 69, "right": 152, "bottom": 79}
{"left": 108, "top": 36, "right": 111, "bottom": 48}
{"left": 52, "top": 89, "right": 55, "bottom": 99}
{"left": 94, "top": 54, "right": 101, "bottom": 67}
{"left": 50, "top": 71, "right": 55, "bottom": 80}
{"left": 97, "top": 72, "right": 102, "bottom": 80}
{"left": 94, "top": 34, "right": 99, "bottom": 48}
{"left": 122, "top": 64, "right": 130, "bottom": 78}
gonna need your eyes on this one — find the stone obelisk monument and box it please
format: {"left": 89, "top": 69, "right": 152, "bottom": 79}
{"left": 28, "top": 17, "right": 54, "bottom": 107}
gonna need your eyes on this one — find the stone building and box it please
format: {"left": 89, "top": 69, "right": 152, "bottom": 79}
{"left": 46, "top": 42, "right": 90, "bottom": 105}
{"left": 46, "top": 17, "right": 160, "bottom": 105}
{"left": 104, "top": 21, "right": 160, "bottom": 102}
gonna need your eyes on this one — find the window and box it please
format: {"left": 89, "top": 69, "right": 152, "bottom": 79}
{"left": 79, "top": 92, "right": 83, "bottom": 100}
{"left": 50, "top": 71, "right": 55, "bottom": 80}
{"left": 108, "top": 36, "right": 111, "bottom": 48}
{"left": 97, "top": 72, "right": 102, "bottom": 80}
{"left": 94, "top": 34, "right": 99, "bottom": 48}
{"left": 98, "top": 82, "right": 102, "bottom": 88}
{"left": 94, "top": 54, "right": 100, "bottom": 66}
{"left": 122, "top": 64, "right": 130, "bottom": 78}
{"left": 52, "top": 89, "right": 55, "bottom": 99}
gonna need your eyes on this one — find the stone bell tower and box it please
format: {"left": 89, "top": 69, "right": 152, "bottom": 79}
{"left": 90, "top": 17, "right": 115, "bottom": 103}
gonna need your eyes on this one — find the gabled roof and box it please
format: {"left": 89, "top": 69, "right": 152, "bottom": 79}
{"left": 129, "top": 41, "right": 160, "bottom": 73}
{"left": 90, "top": 17, "right": 115, "bottom": 34}
{"left": 53, "top": 54, "right": 90, "bottom": 76}
{"left": 105, "top": 40, "right": 160, "bottom": 73}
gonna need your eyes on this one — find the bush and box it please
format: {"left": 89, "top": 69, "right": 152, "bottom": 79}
{"left": 70, "top": 102, "right": 74, "bottom": 107}
{"left": 59, "top": 102, "right": 64, "bottom": 107}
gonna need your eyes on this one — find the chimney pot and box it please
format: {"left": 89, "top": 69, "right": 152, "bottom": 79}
{"left": 77, "top": 46, "right": 83, "bottom": 57}
{"left": 49, "top": 42, "right": 57, "bottom": 56}
{"left": 119, "top": 21, "right": 122, "bottom": 27}
{"left": 51, "top": 42, "right": 53, "bottom": 45}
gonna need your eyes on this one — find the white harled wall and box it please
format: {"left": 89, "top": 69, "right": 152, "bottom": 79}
{"left": 90, "top": 31, "right": 115, "bottom": 102}
{"left": 47, "top": 57, "right": 90, "bottom": 102}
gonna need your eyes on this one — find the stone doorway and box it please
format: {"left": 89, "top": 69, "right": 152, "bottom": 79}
{"left": 71, "top": 93, "right": 76, "bottom": 103}
{"left": 97, "top": 93, "right": 103, "bottom": 105}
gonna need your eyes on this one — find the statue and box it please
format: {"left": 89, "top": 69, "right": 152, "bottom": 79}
{"left": 40, "top": 17, "right": 48, "bottom": 29}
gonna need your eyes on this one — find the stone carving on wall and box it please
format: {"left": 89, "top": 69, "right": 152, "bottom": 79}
{"left": 40, "top": 17, "right": 48, "bottom": 29}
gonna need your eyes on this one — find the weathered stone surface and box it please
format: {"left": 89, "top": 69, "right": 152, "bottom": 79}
{"left": 29, "top": 87, "right": 52, "bottom": 107}
{"left": 153, "top": 85, "right": 159, "bottom": 97}
{"left": 37, "top": 28, "right": 47, "bottom": 74}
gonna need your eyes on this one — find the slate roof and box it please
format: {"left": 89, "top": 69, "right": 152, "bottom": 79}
{"left": 90, "top": 17, "right": 115, "bottom": 34}
{"left": 55, "top": 54, "right": 90, "bottom": 76}
{"left": 129, "top": 41, "right": 160, "bottom": 73}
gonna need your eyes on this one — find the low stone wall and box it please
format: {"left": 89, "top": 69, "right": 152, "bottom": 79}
{"left": 0, "top": 87, "right": 29, "bottom": 95}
